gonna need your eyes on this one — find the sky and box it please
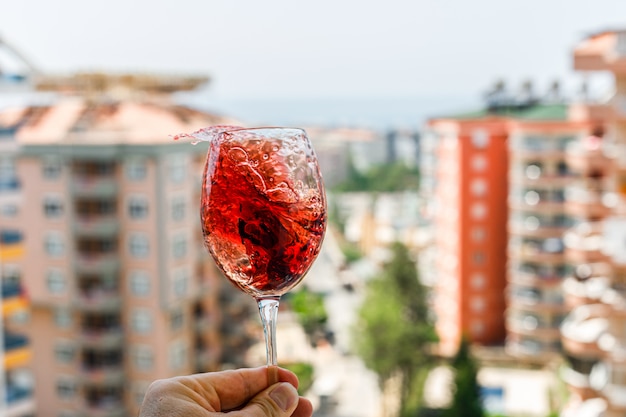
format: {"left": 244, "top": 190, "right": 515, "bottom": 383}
{"left": 1, "top": 0, "right": 625, "bottom": 103}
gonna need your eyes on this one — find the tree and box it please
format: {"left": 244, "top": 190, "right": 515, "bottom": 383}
{"left": 287, "top": 287, "right": 328, "bottom": 340}
{"left": 445, "top": 337, "right": 485, "bottom": 417}
{"left": 354, "top": 242, "right": 437, "bottom": 417}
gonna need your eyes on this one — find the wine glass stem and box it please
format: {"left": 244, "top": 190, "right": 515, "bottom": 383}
{"left": 257, "top": 297, "right": 280, "bottom": 384}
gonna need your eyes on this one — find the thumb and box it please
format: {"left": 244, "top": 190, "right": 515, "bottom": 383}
{"left": 239, "top": 382, "right": 300, "bottom": 417}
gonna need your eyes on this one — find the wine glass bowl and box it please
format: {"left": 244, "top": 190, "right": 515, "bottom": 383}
{"left": 199, "top": 126, "right": 327, "bottom": 379}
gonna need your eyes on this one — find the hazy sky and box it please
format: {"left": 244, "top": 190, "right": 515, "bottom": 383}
{"left": 1, "top": 0, "right": 625, "bottom": 100}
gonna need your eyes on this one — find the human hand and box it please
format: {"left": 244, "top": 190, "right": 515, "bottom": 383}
{"left": 138, "top": 366, "right": 313, "bottom": 417}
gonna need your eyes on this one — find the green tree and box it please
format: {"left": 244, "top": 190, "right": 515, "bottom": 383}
{"left": 445, "top": 337, "right": 485, "bottom": 417}
{"left": 287, "top": 287, "right": 328, "bottom": 338}
{"left": 355, "top": 242, "right": 437, "bottom": 417}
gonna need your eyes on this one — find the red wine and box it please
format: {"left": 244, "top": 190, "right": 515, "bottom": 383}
{"left": 201, "top": 134, "right": 326, "bottom": 298}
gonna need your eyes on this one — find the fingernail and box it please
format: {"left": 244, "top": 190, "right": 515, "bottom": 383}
{"left": 269, "top": 383, "right": 298, "bottom": 411}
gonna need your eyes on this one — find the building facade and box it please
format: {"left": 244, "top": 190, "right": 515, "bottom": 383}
{"left": 0, "top": 83, "right": 258, "bottom": 417}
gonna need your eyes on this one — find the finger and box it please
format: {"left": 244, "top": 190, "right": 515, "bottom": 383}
{"left": 292, "top": 396, "right": 314, "bottom": 417}
{"left": 179, "top": 367, "right": 299, "bottom": 411}
{"left": 232, "top": 382, "right": 301, "bottom": 417}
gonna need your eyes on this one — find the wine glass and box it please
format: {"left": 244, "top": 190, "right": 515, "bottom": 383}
{"left": 192, "top": 126, "right": 327, "bottom": 383}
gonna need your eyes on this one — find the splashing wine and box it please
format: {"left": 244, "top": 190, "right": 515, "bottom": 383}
{"left": 182, "top": 126, "right": 327, "bottom": 383}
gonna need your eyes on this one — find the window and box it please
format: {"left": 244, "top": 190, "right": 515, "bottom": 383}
{"left": 471, "top": 227, "right": 486, "bottom": 242}
{"left": 172, "top": 234, "right": 187, "bottom": 259}
{"left": 0, "top": 204, "right": 18, "bottom": 217}
{"left": 471, "top": 321, "right": 485, "bottom": 335}
{"left": 54, "top": 308, "right": 73, "bottom": 328}
{"left": 473, "top": 252, "right": 486, "bottom": 265}
{"left": 173, "top": 268, "right": 188, "bottom": 298}
{"left": 171, "top": 197, "right": 186, "bottom": 221}
{"left": 43, "top": 157, "right": 62, "bottom": 179}
{"left": 129, "top": 234, "right": 149, "bottom": 258}
{"left": 471, "top": 273, "right": 486, "bottom": 289}
{"left": 56, "top": 378, "right": 77, "bottom": 400}
{"left": 45, "top": 233, "right": 65, "bottom": 257}
{"left": 130, "top": 271, "right": 150, "bottom": 296}
{"left": 471, "top": 297, "right": 486, "bottom": 312}
{"left": 47, "top": 269, "right": 66, "bottom": 294}
{"left": 472, "top": 155, "right": 487, "bottom": 171}
{"left": 132, "top": 309, "right": 152, "bottom": 333}
{"left": 133, "top": 346, "right": 154, "bottom": 371}
{"left": 126, "top": 158, "right": 147, "bottom": 180}
{"left": 470, "top": 178, "right": 487, "bottom": 196}
{"left": 471, "top": 129, "right": 489, "bottom": 148}
{"left": 128, "top": 196, "right": 149, "bottom": 219}
{"left": 170, "top": 309, "right": 184, "bottom": 331}
{"left": 169, "top": 340, "right": 187, "bottom": 371}
{"left": 44, "top": 196, "right": 64, "bottom": 218}
{"left": 169, "top": 154, "right": 187, "bottom": 183}
{"left": 471, "top": 203, "right": 487, "bottom": 220}
{"left": 55, "top": 342, "right": 76, "bottom": 364}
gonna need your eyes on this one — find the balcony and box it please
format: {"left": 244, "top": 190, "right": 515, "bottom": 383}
{"left": 2, "top": 282, "right": 28, "bottom": 317}
{"left": 71, "top": 177, "right": 118, "bottom": 198}
{"left": 565, "top": 141, "right": 614, "bottom": 176}
{"left": 76, "top": 289, "right": 122, "bottom": 313}
{"left": 80, "top": 365, "right": 125, "bottom": 386}
{"left": 6, "top": 384, "right": 35, "bottom": 417}
{"left": 82, "top": 400, "right": 126, "bottom": 417}
{"left": 563, "top": 276, "right": 610, "bottom": 309}
{"left": 4, "top": 332, "right": 31, "bottom": 369}
{"left": 563, "top": 223, "right": 608, "bottom": 264}
{"left": 75, "top": 253, "right": 120, "bottom": 275}
{"left": 506, "top": 315, "right": 562, "bottom": 339}
{"left": 73, "top": 216, "right": 119, "bottom": 237}
{"left": 561, "top": 304, "right": 608, "bottom": 357}
{"left": 564, "top": 189, "right": 612, "bottom": 219}
{"left": 79, "top": 327, "right": 123, "bottom": 349}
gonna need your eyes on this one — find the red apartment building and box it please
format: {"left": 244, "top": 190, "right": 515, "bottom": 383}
{"left": 428, "top": 100, "right": 598, "bottom": 356}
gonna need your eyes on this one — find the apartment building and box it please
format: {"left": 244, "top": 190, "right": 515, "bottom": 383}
{"left": 426, "top": 93, "right": 601, "bottom": 357}
{"left": 426, "top": 115, "right": 509, "bottom": 354}
{"left": 558, "top": 28, "right": 626, "bottom": 417}
{"left": 0, "top": 133, "right": 34, "bottom": 416}
{"left": 0, "top": 79, "right": 257, "bottom": 417}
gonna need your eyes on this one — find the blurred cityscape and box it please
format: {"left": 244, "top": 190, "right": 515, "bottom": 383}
{"left": 1, "top": 27, "right": 626, "bottom": 417}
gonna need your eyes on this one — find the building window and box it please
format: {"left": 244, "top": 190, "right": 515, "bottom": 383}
{"left": 471, "top": 129, "right": 489, "bottom": 148}
{"left": 128, "top": 196, "right": 149, "bottom": 219}
{"left": 471, "top": 273, "right": 486, "bottom": 289}
{"left": 470, "top": 178, "right": 487, "bottom": 196}
{"left": 0, "top": 204, "right": 18, "bottom": 217}
{"left": 132, "top": 382, "right": 150, "bottom": 407}
{"left": 472, "top": 155, "right": 487, "bottom": 171}
{"left": 473, "top": 252, "right": 486, "bottom": 265}
{"left": 55, "top": 342, "right": 76, "bottom": 364}
{"left": 171, "top": 197, "right": 186, "bottom": 221}
{"left": 471, "top": 297, "right": 486, "bottom": 312}
{"left": 54, "top": 308, "right": 73, "bottom": 328}
{"left": 126, "top": 158, "right": 147, "bottom": 181}
{"left": 43, "top": 157, "right": 62, "bottom": 179}
{"left": 471, "top": 203, "right": 487, "bottom": 220}
{"left": 169, "top": 340, "right": 187, "bottom": 371}
{"left": 47, "top": 269, "right": 66, "bottom": 294}
{"left": 471, "top": 321, "right": 485, "bottom": 335}
{"left": 170, "top": 308, "right": 184, "bottom": 331}
{"left": 129, "top": 234, "right": 149, "bottom": 258}
{"left": 56, "top": 378, "right": 77, "bottom": 400}
{"left": 133, "top": 346, "right": 154, "bottom": 371}
{"left": 45, "top": 233, "right": 65, "bottom": 257}
{"left": 44, "top": 196, "right": 64, "bottom": 218}
{"left": 471, "top": 227, "right": 486, "bottom": 242}
{"left": 172, "top": 234, "right": 188, "bottom": 259}
{"left": 173, "top": 268, "right": 188, "bottom": 298}
{"left": 132, "top": 309, "right": 153, "bottom": 334}
{"left": 130, "top": 271, "right": 150, "bottom": 297}
{"left": 169, "top": 155, "right": 187, "bottom": 183}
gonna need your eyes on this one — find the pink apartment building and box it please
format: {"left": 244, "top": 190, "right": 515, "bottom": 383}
{"left": 0, "top": 77, "right": 257, "bottom": 417}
